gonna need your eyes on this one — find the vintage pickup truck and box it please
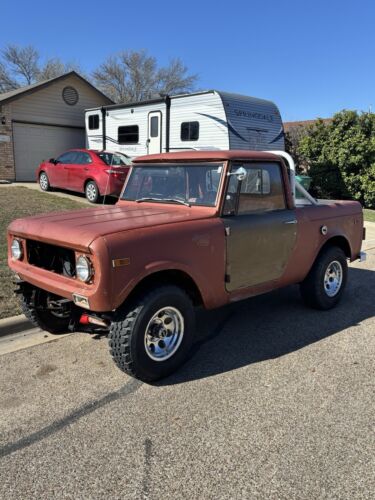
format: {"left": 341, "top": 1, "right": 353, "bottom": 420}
{"left": 8, "top": 150, "right": 366, "bottom": 381}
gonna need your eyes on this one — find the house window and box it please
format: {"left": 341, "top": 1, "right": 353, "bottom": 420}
{"left": 118, "top": 125, "right": 139, "bottom": 144}
{"left": 88, "top": 115, "right": 99, "bottom": 130}
{"left": 181, "top": 121, "right": 199, "bottom": 141}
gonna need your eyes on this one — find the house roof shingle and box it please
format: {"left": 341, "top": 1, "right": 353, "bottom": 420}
{"left": 0, "top": 71, "right": 113, "bottom": 105}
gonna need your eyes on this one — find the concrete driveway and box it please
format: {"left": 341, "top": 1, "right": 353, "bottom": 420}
{"left": 0, "top": 249, "right": 374, "bottom": 499}
{"left": 0, "top": 182, "right": 117, "bottom": 205}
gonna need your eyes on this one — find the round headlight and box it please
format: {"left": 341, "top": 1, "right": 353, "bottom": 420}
{"left": 76, "top": 256, "right": 92, "bottom": 282}
{"left": 11, "top": 239, "right": 23, "bottom": 260}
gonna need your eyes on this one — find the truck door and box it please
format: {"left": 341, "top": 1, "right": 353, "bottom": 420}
{"left": 147, "top": 111, "right": 162, "bottom": 154}
{"left": 223, "top": 162, "right": 297, "bottom": 292}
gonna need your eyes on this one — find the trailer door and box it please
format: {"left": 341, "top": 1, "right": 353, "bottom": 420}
{"left": 147, "top": 111, "right": 162, "bottom": 154}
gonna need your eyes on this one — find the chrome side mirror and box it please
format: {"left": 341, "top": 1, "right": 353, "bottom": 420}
{"left": 227, "top": 166, "right": 247, "bottom": 181}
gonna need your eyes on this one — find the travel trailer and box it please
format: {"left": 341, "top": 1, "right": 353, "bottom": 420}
{"left": 85, "top": 90, "right": 285, "bottom": 157}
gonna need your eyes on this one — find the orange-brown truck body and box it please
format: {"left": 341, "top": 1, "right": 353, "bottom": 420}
{"left": 7, "top": 151, "right": 364, "bottom": 313}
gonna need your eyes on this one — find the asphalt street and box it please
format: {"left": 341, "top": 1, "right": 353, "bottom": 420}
{"left": 0, "top": 250, "right": 374, "bottom": 499}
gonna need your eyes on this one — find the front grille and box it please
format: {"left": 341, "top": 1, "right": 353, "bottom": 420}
{"left": 27, "top": 240, "right": 76, "bottom": 277}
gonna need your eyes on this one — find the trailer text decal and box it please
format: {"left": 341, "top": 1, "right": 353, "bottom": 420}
{"left": 234, "top": 109, "right": 274, "bottom": 122}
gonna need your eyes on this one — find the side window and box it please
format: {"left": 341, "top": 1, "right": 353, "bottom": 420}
{"left": 80, "top": 152, "right": 92, "bottom": 165}
{"left": 181, "top": 121, "right": 199, "bottom": 141}
{"left": 150, "top": 116, "right": 159, "bottom": 137}
{"left": 223, "top": 162, "right": 286, "bottom": 215}
{"left": 118, "top": 125, "right": 139, "bottom": 144}
{"left": 88, "top": 114, "right": 99, "bottom": 130}
{"left": 65, "top": 152, "right": 91, "bottom": 165}
{"left": 56, "top": 151, "right": 76, "bottom": 164}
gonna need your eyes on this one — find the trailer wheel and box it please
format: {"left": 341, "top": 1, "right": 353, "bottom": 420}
{"left": 108, "top": 286, "right": 195, "bottom": 382}
{"left": 85, "top": 180, "right": 100, "bottom": 203}
{"left": 20, "top": 287, "right": 72, "bottom": 333}
{"left": 39, "top": 172, "right": 50, "bottom": 191}
{"left": 300, "top": 246, "right": 348, "bottom": 310}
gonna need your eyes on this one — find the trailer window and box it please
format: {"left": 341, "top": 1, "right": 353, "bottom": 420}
{"left": 150, "top": 116, "right": 159, "bottom": 137}
{"left": 181, "top": 121, "right": 199, "bottom": 141}
{"left": 88, "top": 114, "right": 99, "bottom": 130}
{"left": 118, "top": 125, "right": 139, "bottom": 144}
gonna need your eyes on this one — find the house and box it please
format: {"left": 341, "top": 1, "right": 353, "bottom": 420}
{"left": 0, "top": 71, "right": 113, "bottom": 181}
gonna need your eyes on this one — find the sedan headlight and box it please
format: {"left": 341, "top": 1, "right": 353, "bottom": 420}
{"left": 11, "top": 239, "right": 23, "bottom": 260}
{"left": 76, "top": 255, "right": 93, "bottom": 282}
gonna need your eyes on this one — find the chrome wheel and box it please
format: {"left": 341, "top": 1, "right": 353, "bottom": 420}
{"left": 324, "top": 260, "right": 343, "bottom": 297}
{"left": 86, "top": 183, "right": 97, "bottom": 202}
{"left": 144, "top": 307, "right": 184, "bottom": 361}
{"left": 40, "top": 173, "right": 48, "bottom": 190}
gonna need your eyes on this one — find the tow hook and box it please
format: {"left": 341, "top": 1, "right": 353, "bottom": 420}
{"left": 79, "top": 313, "right": 109, "bottom": 328}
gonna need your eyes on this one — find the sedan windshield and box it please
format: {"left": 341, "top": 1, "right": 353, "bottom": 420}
{"left": 122, "top": 163, "right": 224, "bottom": 207}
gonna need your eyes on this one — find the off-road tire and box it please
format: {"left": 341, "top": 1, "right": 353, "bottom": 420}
{"left": 300, "top": 246, "right": 348, "bottom": 310}
{"left": 20, "top": 287, "right": 72, "bottom": 333}
{"left": 108, "top": 286, "right": 195, "bottom": 382}
{"left": 85, "top": 180, "right": 100, "bottom": 203}
{"left": 39, "top": 171, "right": 50, "bottom": 191}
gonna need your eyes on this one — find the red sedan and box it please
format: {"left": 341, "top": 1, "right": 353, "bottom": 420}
{"left": 36, "top": 149, "right": 131, "bottom": 203}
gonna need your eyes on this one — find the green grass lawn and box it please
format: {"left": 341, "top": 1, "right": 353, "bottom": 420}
{"left": 363, "top": 208, "right": 375, "bottom": 223}
{"left": 0, "top": 187, "right": 87, "bottom": 319}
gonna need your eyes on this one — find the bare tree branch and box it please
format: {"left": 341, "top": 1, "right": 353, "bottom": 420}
{"left": 36, "top": 58, "right": 86, "bottom": 82}
{"left": 157, "top": 58, "right": 197, "bottom": 95}
{"left": 93, "top": 50, "right": 198, "bottom": 103}
{"left": 2, "top": 44, "right": 39, "bottom": 85}
{"left": 0, "top": 61, "right": 19, "bottom": 92}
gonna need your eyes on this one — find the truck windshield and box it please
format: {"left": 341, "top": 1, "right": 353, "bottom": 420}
{"left": 122, "top": 163, "right": 224, "bottom": 207}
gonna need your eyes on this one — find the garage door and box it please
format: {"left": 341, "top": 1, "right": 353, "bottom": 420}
{"left": 13, "top": 122, "right": 85, "bottom": 181}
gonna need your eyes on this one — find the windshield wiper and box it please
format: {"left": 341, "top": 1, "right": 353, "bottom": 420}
{"left": 135, "top": 197, "right": 190, "bottom": 207}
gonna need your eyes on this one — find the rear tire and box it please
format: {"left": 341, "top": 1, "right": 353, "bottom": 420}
{"left": 300, "top": 246, "right": 348, "bottom": 310}
{"left": 20, "top": 287, "right": 72, "bottom": 333}
{"left": 108, "top": 286, "right": 195, "bottom": 382}
{"left": 85, "top": 181, "right": 100, "bottom": 203}
{"left": 39, "top": 172, "right": 50, "bottom": 191}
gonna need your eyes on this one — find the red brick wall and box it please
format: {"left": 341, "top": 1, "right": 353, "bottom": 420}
{"left": 0, "top": 104, "right": 15, "bottom": 181}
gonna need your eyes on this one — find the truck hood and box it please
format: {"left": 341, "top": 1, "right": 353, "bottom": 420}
{"left": 8, "top": 204, "right": 214, "bottom": 251}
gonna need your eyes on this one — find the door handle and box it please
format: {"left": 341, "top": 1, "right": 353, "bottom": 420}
{"left": 84, "top": 168, "right": 89, "bottom": 171}
{"left": 284, "top": 219, "right": 297, "bottom": 224}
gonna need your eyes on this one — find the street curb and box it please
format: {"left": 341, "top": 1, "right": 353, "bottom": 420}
{"left": 0, "top": 315, "right": 33, "bottom": 338}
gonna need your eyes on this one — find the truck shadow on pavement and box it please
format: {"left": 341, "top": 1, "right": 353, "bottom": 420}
{"left": 159, "top": 267, "right": 374, "bottom": 385}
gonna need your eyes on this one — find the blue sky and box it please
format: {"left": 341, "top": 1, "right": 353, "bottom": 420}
{"left": 1, "top": 0, "right": 374, "bottom": 121}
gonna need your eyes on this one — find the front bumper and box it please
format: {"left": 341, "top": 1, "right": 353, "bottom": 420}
{"left": 9, "top": 259, "right": 112, "bottom": 312}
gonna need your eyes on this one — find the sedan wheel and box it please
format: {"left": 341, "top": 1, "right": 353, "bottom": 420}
{"left": 39, "top": 172, "right": 50, "bottom": 191}
{"left": 85, "top": 181, "right": 100, "bottom": 203}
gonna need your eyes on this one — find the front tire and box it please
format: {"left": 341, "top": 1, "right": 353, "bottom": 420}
{"left": 300, "top": 246, "right": 348, "bottom": 310}
{"left": 85, "top": 180, "right": 100, "bottom": 203}
{"left": 20, "top": 287, "right": 73, "bottom": 333}
{"left": 39, "top": 172, "right": 50, "bottom": 191}
{"left": 108, "top": 286, "right": 195, "bottom": 382}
